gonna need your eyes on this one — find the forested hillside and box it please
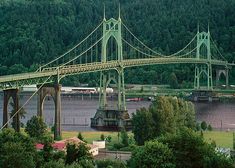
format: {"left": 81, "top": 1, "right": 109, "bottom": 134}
{"left": 0, "top": 0, "right": 235, "bottom": 86}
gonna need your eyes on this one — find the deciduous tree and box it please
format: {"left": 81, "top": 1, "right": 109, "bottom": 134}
{"left": 132, "top": 107, "right": 154, "bottom": 145}
{"left": 129, "top": 140, "right": 176, "bottom": 168}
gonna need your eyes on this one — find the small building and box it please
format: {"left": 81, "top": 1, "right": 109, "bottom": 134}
{"left": 91, "top": 109, "right": 132, "bottom": 131}
{"left": 35, "top": 137, "right": 99, "bottom": 156}
{"left": 88, "top": 144, "right": 99, "bottom": 156}
{"left": 93, "top": 140, "right": 105, "bottom": 149}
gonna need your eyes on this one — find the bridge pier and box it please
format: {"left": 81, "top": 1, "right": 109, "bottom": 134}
{"left": 2, "top": 89, "right": 20, "bottom": 132}
{"left": 91, "top": 69, "right": 131, "bottom": 130}
{"left": 37, "top": 84, "right": 61, "bottom": 140}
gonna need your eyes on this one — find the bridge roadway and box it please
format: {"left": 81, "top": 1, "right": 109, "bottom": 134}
{"left": 0, "top": 57, "right": 233, "bottom": 90}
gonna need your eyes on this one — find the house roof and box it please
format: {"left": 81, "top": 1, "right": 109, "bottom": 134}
{"left": 35, "top": 143, "right": 44, "bottom": 150}
{"left": 56, "top": 137, "right": 84, "bottom": 144}
{"left": 35, "top": 137, "right": 98, "bottom": 151}
{"left": 52, "top": 142, "right": 66, "bottom": 150}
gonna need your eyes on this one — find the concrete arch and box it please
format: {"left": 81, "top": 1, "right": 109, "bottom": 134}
{"left": 2, "top": 89, "right": 20, "bottom": 132}
{"left": 216, "top": 69, "right": 229, "bottom": 87}
{"left": 37, "top": 84, "right": 61, "bottom": 139}
{"left": 217, "top": 70, "right": 226, "bottom": 81}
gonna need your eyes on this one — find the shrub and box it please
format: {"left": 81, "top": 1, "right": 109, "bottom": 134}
{"left": 207, "top": 124, "right": 212, "bottom": 131}
{"left": 201, "top": 121, "right": 207, "bottom": 131}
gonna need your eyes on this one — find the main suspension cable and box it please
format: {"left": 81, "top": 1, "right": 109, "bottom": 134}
{"left": 210, "top": 36, "right": 227, "bottom": 61}
{"left": 122, "top": 22, "right": 165, "bottom": 57}
{"left": 37, "top": 21, "right": 104, "bottom": 71}
{"left": 61, "top": 22, "right": 119, "bottom": 66}
{"left": 167, "top": 34, "right": 197, "bottom": 57}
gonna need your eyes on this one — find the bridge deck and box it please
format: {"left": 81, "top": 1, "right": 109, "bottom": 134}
{"left": 0, "top": 57, "right": 230, "bottom": 90}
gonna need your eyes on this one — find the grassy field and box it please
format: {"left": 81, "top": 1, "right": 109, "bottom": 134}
{"left": 203, "top": 131, "right": 233, "bottom": 148}
{"left": 62, "top": 130, "right": 233, "bottom": 149}
{"left": 62, "top": 131, "right": 119, "bottom": 144}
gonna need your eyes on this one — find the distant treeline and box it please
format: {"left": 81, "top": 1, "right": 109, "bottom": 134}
{"left": 0, "top": 0, "right": 234, "bottom": 86}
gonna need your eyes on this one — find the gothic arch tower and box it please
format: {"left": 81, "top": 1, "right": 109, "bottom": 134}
{"left": 91, "top": 10, "right": 131, "bottom": 130}
{"left": 194, "top": 26, "right": 213, "bottom": 90}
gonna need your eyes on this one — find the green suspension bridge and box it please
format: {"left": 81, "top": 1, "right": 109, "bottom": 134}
{"left": 1, "top": 13, "right": 234, "bottom": 139}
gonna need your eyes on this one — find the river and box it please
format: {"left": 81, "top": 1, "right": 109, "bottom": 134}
{"left": 0, "top": 93, "right": 234, "bottom": 131}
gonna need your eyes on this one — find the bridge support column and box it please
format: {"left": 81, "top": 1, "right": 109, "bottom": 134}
{"left": 194, "top": 65, "right": 200, "bottom": 89}
{"left": 117, "top": 68, "right": 126, "bottom": 111}
{"left": 2, "top": 89, "right": 20, "bottom": 132}
{"left": 37, "top": 84, "right": 61, "bottom": 140}
{"left": 98, "top": 72, "right": 108, "bottom": 109}
{"left": 226, "top": 68, "right": 229, "bottom": 88}
{"left": 207, "top": 63, "right": 213, "bottom": 90}
{"left": 98, "top": 70, "right": 126, "bottom": 111}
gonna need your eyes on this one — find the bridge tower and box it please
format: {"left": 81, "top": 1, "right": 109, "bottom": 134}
{"left": 194, "top": 25, "right": 213, "bottom": 90}
{"left": 91, "top": 8, "right": 131, "bottom": 130}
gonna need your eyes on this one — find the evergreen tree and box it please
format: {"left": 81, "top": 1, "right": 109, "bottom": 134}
{"left": 100, "top": 134, "right": 105, "bottom": 141}
{"left": 25, "top": 116, "right": 47, "bottom": 140}
{"left": 77, "top": 132, "right": 84, "bottom": 141}
{"left": 201, "top": 121, "right": 207, "bottom": 131}
{"left": 120, "top": 128, "right": 129, "bottom": 147}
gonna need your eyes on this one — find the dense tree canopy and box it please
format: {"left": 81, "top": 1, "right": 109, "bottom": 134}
{"left": 129, "top": 128, "right": 233, "bottom": 168}
{"left": 132, "top": 96, "right": 196, "bottom": 145}
{"left": 129, "top": 140, "right": 175, "bottom": 168}
{"left": 0, "top": 0, "right": 235, "bottom": 85}
{"left": 96, "top": 159, "right": 127, "bottom": 168}
{"left": 65, "top": 142, "right": 92, "bottom": 165}
{"left": 132, "top": 107, "right": 155, "bottom": 145}
{"left": 0, "top": 128, "right": 37, "bottom": 168}
{"left": 158, "top": 128, "right": 234, "bottom": 168}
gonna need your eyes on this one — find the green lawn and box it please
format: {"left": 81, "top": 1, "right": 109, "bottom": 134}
{"left": 62, "top": 131, "right": 119, "bottom": 144}
{"left": 62, "top": 131, "right": 133, "bottom": 149}
{"left": 203, "top": 131, "right": 233, "bottom": 148}
{"left": 62, "top": 131, "right": 232, "bottom": 148}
